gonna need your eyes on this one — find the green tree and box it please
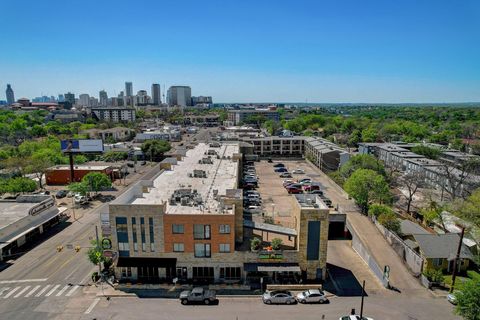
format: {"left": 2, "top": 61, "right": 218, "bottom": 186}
{"left": 369, "top": 203, "right": 394, "bottom": 218}
{"left": 454, "top": 278, "right": 480, "bottom": 320}
{"left": 378, "top": 211, "right": 401, "bottom": 234}
{"left": 68, "top": 182, "right": 89, "bottom": 196}
{"left": 82, "top": 172, "right": 111, "bottom": 195}
{"left": 421, "top": 200, "right": 447, "bottom": 231}
{"left": 0, "top": 177, "right": 37, "bottom": 194}
{"left": 339, "top": 154, "right": 386, "bottom": 180}
{"left": 344, "top": 169, "right": 391, "bottom": 214}
{"left": 24, "top": 155, "right": 53, "bottom": 189}
{"left": 411, "top": 145, "right": 441, "bottom": 160}
{"left": 452, "top": 188, "right": 480, "bottom": 230}
{"left": 141, "top": 140, "right": 171, "bottom": 162}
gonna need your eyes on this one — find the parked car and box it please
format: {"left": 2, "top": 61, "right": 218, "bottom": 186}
{"left": 292, "top": 169, "right": 305, "bottom": 174}
{"left": 243, "top": 183, "right": 257, "bottom": 190}
{"left": 74, "top": 194, "right": 88, "bottom": 205}
{"left": 127, "top": 162, "right": 135, "bottom": 168}
{"left": 339, "top": 316, "right": 374, "bottom": 320}
{"left": 267, "top": 158, "right": 273, "bottom": 163}
{"left": 285, "top": 183, "right": 302, "bottom": 189}
{"left": 447, "top": 292, "right": 458, "bottom": 305}
{"left": 279, "top": 172, "right": 292, "bottom": 178}
{"left": 298, "top": 179, "right": 312, "bottom": 185}
{"left": 274, "top": 167, "right": 288, "bottom": 173}
{"left": 245, "top": 205, "right": 262, "bottom": 214}
{"left": 287, "top": 187, "right": 303, "bottom": 194}
{"left": 298, "top": 178, "right": 312, "bottom": 183}
{"left": 179, "top": 287, "right": 217, "bottom": 305}
{"left": 273, "top": 163, "right": 285, "bottom": 168}
{"left": 283, "top": 179, "right": 294, "bottom": 186}
{"left": 262, "top": 290, "right": 296, "bottom": 305}
{"left": 310, "top": 190, "right": 324, "bottom": 195}
{"left": 244, "top": 190, "right": 259, "bottom": 195}
{"left": 296, "top": 289, "right": 328, "bottom": 304}
{"left": 55, "top": 190, "right": 68, "bottom": 199}
{"left": 303, "top": 184, "right": 320, "bottom": 192}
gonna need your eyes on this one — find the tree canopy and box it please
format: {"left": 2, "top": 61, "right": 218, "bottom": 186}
{"left": 344, "top": 169, "right": 391, "bottom": 213}
{"left": 141, "top": 140, "right": 171, "bottom": 162}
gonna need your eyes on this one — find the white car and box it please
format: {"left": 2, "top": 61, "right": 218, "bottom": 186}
{"left": 245, "top": 205, "right": 262, "bottom": 214}
{"left": 74, "top": 194, "right": 88, "bottom": 204}
{"left": 447, "top": 292, "right": 458, "bottom": 305}
{"left": 339, "top": 316, "right": 374, "bottom": 320}
{"left": 296, "top": 289, "right": 328, "bottom": 304}
{"left": 292, "top": 169, "right": 305, "bottom": 174}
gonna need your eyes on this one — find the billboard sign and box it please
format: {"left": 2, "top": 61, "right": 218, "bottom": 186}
{"left": 61, "top": 139, "right": 104, "bottom": 153}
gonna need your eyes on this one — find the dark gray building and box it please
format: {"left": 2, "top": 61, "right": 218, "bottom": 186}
{"left": 6, "top": 84, "right": 15, "bottom": 105}
{"left": 151, "top": 83, "right": 161, "bottom": 105}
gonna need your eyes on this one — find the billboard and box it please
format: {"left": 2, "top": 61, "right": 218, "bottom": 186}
{"left": 61, "top": 139, "right": 104, "bottom": 153}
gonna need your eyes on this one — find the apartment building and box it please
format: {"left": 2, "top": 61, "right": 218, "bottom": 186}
{"left": 227, "top": 109, "right": 280, "bottom": 125}
{"left": 304, "top": 137, "right": 351, "bottom": 172}
{"left": 105, "top": 142, "right": 330, "bottom": 285}
{"left": 91, "top": 107, "right": 136, "bottom": 123}
{"left": 244, "top": 136, "right": 305, "bottom": 157}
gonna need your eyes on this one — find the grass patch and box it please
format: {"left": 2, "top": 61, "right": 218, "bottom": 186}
{"left": 443, "top": 275, "right": 470, "bottom": 290}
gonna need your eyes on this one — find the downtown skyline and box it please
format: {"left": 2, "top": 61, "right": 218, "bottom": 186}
{"left": 1, "top": 0, "right": 480, "bottom": 103}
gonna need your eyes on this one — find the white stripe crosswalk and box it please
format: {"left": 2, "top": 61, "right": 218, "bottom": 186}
{"left": 0, "top": 284, "right": 82, "bottom": 299}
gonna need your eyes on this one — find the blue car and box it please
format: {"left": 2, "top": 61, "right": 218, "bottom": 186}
{"left": 274, "top": 167, "right": 288, "bottom": 173}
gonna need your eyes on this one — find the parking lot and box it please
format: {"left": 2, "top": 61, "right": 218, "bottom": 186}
{"left": 248, "top": 159, "right": 385, "bottom": 294}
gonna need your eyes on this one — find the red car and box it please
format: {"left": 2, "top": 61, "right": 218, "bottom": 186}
{"left": 287, "top": 187, "right": 303, "bottom": 194}
{"left": 303, "top": 184, "right": 320, "bottom": 192}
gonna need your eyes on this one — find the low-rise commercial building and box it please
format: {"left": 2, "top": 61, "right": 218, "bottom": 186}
{"left": 105, "top": 142, "right": 330, "bottom": 285}
{"left": 83, "top": 127, "right": 135, "bottom": 142}
{"left": 244, "top": 136, "right": 305, "bottom": 157}
{"left": 45, "top": 165, "right": 114, "bottom": 185}
{"left": 0, "top": 195, "right": 65, "bottom": 261}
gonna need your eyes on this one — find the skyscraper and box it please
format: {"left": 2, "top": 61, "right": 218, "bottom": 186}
{"left": 125, "top": 82, "right": 133, "bottom": 97}
{"left": 167, "top": 86, "right": 192, "bottom": 107}
{"left": 64, "top": 92, "right": 75, "bottom": 105}
{"left": 151, "top": 83, "right": 161, "bottom": 105}
{"left": 6, "top": 84, "right": 15, "bottom": 105}
{"left": 79, "top": 94, "right": 90, "bottom": 107}
{"left": 99, "top": 90, "right": 108, "bottom": 107}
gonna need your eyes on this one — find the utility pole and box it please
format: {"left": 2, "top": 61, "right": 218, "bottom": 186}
{"left": 360, "top": 280, "right": 365, "bottom": 318}
{"left": 450, "top": 227, "right": 465, "bottom": 293}
{"left": 95, "top": 225, "right": 102, "bottom": 275}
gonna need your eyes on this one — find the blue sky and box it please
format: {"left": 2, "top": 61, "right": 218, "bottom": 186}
{"left": 1, "top": 0, "right": 480, "bottom": 103}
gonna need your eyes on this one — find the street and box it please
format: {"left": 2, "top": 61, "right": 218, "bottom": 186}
{"left": 0, "top": 163, "right": 161, "bottom": 320}
{"left": 83, "top": 293, "right": 460, "bottom": 320}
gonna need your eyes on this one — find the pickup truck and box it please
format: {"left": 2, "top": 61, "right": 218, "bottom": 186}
{"left": 179, "top": 287, "right": 217, "bottom": 305}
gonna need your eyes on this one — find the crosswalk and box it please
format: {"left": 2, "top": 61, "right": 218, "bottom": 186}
{"left": 0, "top": 284, "right": 81, "bottom": 300}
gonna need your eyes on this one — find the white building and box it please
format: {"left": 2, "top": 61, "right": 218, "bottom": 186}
{"left": 91, "top": 107, "right": 136, "bottom": 123}
{"left": 167, "top": 86, "right": 192, "bottom": 106}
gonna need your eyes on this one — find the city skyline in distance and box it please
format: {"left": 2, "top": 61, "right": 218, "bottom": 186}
{"left": 1, "top": 0, "right": 480, "bottom": 103}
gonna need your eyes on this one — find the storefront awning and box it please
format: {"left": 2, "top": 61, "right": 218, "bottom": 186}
{"left": 258, "top": 266, "right": 301, "bottom": 272}
{"left": 117, "top": 257, "right": 176, "bottom": 268}
{"left": 244, "top": 263, "right": 300, "bottom": 272}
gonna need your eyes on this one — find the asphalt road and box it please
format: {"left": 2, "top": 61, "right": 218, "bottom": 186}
{"left": 83, "top": 293, "right": 460, "bottom": 320}
{"left": 0, "top": 163, "right": 161, "bottom": 320}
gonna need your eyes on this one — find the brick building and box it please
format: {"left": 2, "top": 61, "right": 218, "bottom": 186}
{"left": 45, "top": 165, "right": 114, "bottom": 185}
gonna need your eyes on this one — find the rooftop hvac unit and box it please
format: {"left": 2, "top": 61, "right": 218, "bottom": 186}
{"left": 181, "top": 198, "right": 188, "bottom": 206}
{"left": 213, "top": 189, "right": 218, "bottom": 196}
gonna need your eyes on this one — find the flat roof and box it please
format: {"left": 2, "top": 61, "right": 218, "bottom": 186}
{"left": 132, "top": 143, "right": 239, "bottom": 215}
{"left": 0, "top": 202, "right": 37, "bottom": 229}
{"left": 47, "top": 165, "right": 111, "bottom": 171}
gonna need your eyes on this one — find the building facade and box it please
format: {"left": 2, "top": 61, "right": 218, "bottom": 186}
{"left": 167, "top": 86, "right": 192, "bottom": 106}
{"left": 227, "top": 109, "right": 280, "bottom": 125}
{"left": 99, "top": 90, "right": 108, "bottom": 107}
{"left": 151, "top": 84, "right": 161, "bottom": 105}
{"left": 6, "top": 84, "right": 15, "bottom": 105}
{"left": 91, "top": 107, "right": 136, "bottom": 123}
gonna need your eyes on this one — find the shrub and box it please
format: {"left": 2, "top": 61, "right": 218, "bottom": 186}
{"left": 423, "top": 268, "right": 444, "bottom": 283}
{"left": 250, "top": 237, "right": 261, "bottom": 251}
{"left": 271, "top": 238, "right": 283, "bottom": 250}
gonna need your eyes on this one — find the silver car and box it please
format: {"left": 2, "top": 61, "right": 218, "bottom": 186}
{"left": 296, "top": 289, "right": 328, "bottom": 304}
{"left": 262, "top": 290, "right": 296, "bottom": 305}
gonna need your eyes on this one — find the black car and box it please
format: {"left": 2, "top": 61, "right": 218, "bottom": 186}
{"left": 267, "top": 158, "right": 273, "bottom": 163}
{"left": 273, "top": 163, "right": 285, "bottom": 168}
{"left": 55, "top": 190, "right": 68, "bottom": 199}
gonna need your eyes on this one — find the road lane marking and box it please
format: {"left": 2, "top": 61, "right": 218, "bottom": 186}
{"left": 0, "top": 278, "right": 48, "bottom": 284}
{"left": 45, "top": 284, "right": 60, "bottom": 297}
{"left": 0, "top": 287, "right": 10, "bottom": 297}
{"left": 4, "top": 287, "right": 20, "bottom": 298}
{"left": 35, "top": 284, "right": 51, "bottom": 297}
{"left": 56, "top": 285, "right": 70, "bottom": 296}
{"left": 25, "top": 285, "right": 41, "bottom": 297}
{"left": 66, "top": 285, "right": 80, "bottom": 297}
{"left": 14, "top": 286, "right": 30, "bottom": 298}
{"left": 84, "top": 298, "right": 100, "bottom": 314}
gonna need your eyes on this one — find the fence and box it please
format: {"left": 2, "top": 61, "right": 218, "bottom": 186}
{"left": 372, "top": 217, "right": 424, "bottom": 276}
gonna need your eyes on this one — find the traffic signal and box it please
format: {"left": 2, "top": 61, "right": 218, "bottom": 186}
{"left": 75, "top": 246, "right": 81, "bottom": 252}
{"left": 56, "top": 245, "right": 63, "bottom": 252}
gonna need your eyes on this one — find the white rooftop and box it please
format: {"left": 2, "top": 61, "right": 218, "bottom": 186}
{"left": 132, "top": 143, "right": 239, "bottom": 214}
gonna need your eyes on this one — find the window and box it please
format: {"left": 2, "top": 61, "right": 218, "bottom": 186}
{"left": 116, "top": 217, "right": 128, "bottom": 233}
{"left": 173, "top": 243, "right": 184, "bottom": 252}
{"left": 432, "top": 258, "right": 442, "bottom": 267}
{"left": 140, "top": 217, "right": 146, "bottom": 252}
{"left": 219, "top": 267, "right": 241, "bottom": 280}
{"left": 219, "top": 224, "right": 231, "bottom": 234}
{"left": 172, "top": 224, "right": 184, "bottom": 234}
{"left": 116, "top": 217, "right": 129, "bottom": 256}
{"left": 132, "top": 217, "right": 138, "bottom": 252}
{"left": 194, "top": 224, "right": 211, "bottom": 240}
{"left": 219, "top": 243, "right": 230, "bottom": 253}
{"left": 194, "top": 243, "right": 211, "bottom": 257}
{"left": 149, "top": 217, "right": 155, "bottom": 252}
{"left": 121, "top": 267, "right": 132, "bottom": 278}
{"left": 192, "top": 267, "right": 214, "bottom": 280}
